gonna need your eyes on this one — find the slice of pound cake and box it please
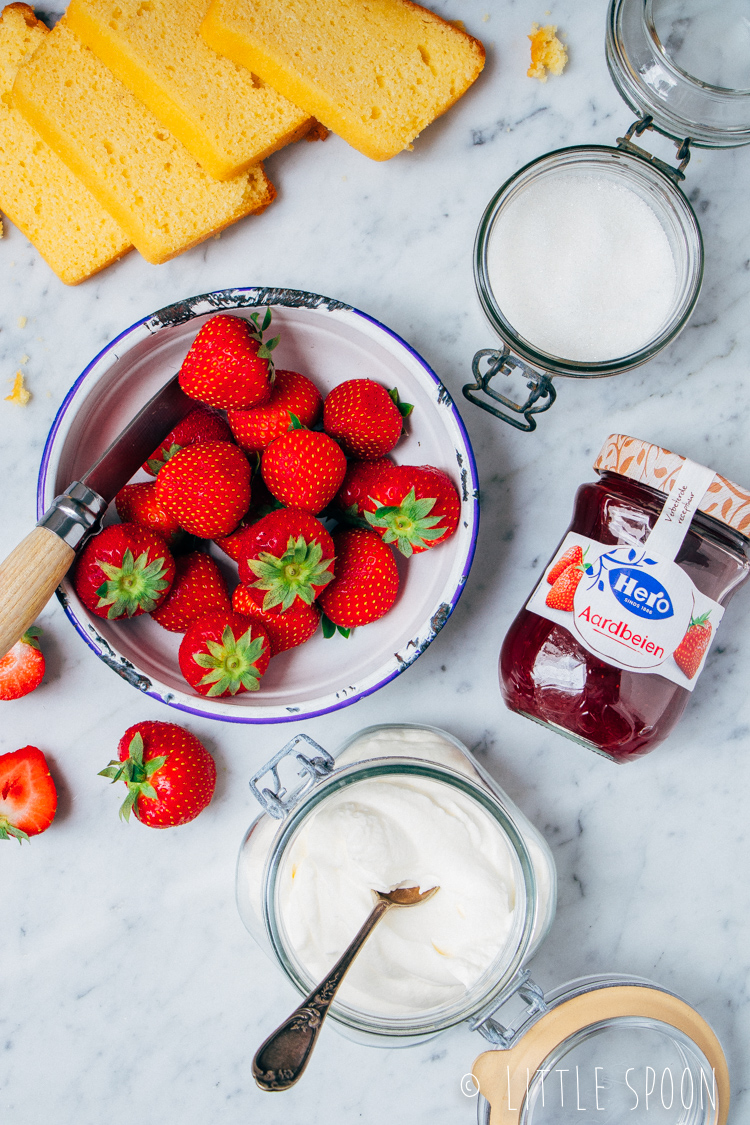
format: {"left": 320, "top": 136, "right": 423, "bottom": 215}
{"left": 0, "top": 3, "right": 131, "bottom": 284}
{"left": 201, "top": 0, "right": 485, "bottom": 161}
{"left": 65, "top": 0, "right": 316, "bottom": 181}
{"left": 13, "top": 18, "right": 275, "bottom": 264}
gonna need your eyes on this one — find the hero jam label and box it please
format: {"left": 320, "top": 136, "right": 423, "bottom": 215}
{"left": 527, "top": 460, "right": 723, "bottom": 691}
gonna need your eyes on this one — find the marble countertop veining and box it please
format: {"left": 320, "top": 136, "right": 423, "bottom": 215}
{"left": 2, "top": 2, "right": 750, "bottom": 1122}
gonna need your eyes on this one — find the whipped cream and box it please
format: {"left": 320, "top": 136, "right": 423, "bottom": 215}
{"left": 239, "top": 726, "right": 554, "bottom": 1020}
{"left": 279, "top": 772, "right": 519, "bottom": 1016}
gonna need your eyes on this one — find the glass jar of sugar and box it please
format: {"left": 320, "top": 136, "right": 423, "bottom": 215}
{"left": 464, "top": 0, "right": 750, "bottom": 432}
{"left": 237, "top": 724, "right": 731, "bottom": 1118}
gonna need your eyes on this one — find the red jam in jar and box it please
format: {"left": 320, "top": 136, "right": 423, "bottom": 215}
{"left": 500, "top": 435, "right": 750, "bottom": 763}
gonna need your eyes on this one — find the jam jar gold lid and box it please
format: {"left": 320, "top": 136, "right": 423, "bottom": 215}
{"left": 595, "top": 433, "right": 750, "bottom": 540}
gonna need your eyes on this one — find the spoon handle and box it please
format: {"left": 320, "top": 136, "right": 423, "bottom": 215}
{"left": 253, "top": 898, "right": 391, "bottom": 1091}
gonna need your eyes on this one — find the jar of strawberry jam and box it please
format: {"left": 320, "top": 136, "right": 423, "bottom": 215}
{"left": 501, "top": 434, "right": 750, "bottom": 762}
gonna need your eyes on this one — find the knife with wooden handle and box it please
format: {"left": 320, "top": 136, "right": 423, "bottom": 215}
{"left": 0, "top": 374, "right": 195, "bottom": 657}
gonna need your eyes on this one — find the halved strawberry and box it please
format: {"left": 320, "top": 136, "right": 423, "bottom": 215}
{"left": 115, "top": 481, "right": 183, "bottom": 547}
{"left": 73, "top": 523, "right": 175, "bottom": 620}
{"left": 178, "top": 311, "right": 278, "bottom": 410}
{"left": 99, "top": 721, "right": 215, "bottom": 828}
{"left": 232, "top": 587, "right": 320, "bottom": 655}
{"left": 0, "top": 627, "right": 45, "bottom": 700}
{"left": 155, "top": 441, "right": 252, "bottom": 539}
{"left": 323, "top": 379, "right": 409, "bottom": 459}
{"left": 262, "top": 429, "right": 347, "bottom": 514}
{"left": 317, "top": 529, "right": 399, "bottom": 628}
{"left": 179, "top": 611, "right": 270, "bottom": 697}
{"left": 236, "top": 508, "right": 334, "bottom": 613}
{"left": 142, "top": 406, "right": 232, "bottom": 476}
{"left": 0, "top": 746, "right": 57, "bottom": 842}
{"left": 363, "top": 465, "right": 460, "bottom": 558}
{"left": 228, "top": 370, "right": 322, "bottom": 453}
{"left": 150, "top": 552, "right": 231, "bottom": 633}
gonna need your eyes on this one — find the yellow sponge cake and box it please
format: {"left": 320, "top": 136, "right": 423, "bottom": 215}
{"left": 65, "top": 0, "right": 316, "bottom": 181}
{"left": 201, "top": 0, "right": 485, "bottom": 161}
{"left": 0, "top": 3, "right": 131, "bottom": 284}
{"left": 13, "top": 18, "right": 276, "bottom": 264}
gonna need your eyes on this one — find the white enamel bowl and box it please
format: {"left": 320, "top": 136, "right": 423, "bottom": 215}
{"left": 38, "top": 288, "right": 479, "bottom": 724}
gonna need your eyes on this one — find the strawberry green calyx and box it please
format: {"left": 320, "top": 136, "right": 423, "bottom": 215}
{"left": 321, "top": 613, "right": 351, "bottom": 640}
{"left": 0, "top": 816, "right": 29, "bottom": 843}
{"left": 248, "top": 308, "right": 280, "bottom": 379}
{"left": 388, "top": 386, "right": 414, "bottom": 423}
{"left": 20, "top": 626, "right": 42, "bottom": 649}
{"left": 95, "top": 548, "right": 171, "bottom": 619}
{"left": 98, "top": 733, "right": 168, "bottom": 823}
{"left": 690, "top": 611, "right": 711, "bottom": 628}
{"left": 193, "top": 625, "right": 266, "bottom": 696}
{"left": 146, "top": 442, "right": 183, "bottom": 475}
{"left": 245, "top": 535, "right": 334, "bottom": 611}
{"left": 365, "top": 488, "right": 445, "bottom": 558}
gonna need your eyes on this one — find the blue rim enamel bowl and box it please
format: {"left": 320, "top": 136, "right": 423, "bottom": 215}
{"left": 38, "top": 288, "right": 479, "bottom": 724}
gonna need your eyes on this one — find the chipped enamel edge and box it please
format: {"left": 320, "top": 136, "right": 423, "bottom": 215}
{"left": 38, "top": 287, "right": 480, "bottom": 724}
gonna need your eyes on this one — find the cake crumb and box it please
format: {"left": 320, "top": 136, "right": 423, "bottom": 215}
{"left": 6, "top": 371, "right": 30, "bottom": 405}
{"left": 528, "top": 23, "right": 568, "bottom": 81}
{"left": 449, "top": 19, "right": 466, "bottom": 32}
{"left": 482, "top": 13, "right": 490, "bottom": 21}
{"left": 17, "top": 315, "right": 27, "bottom": 328}
{"left": 20, "top": 354, "right": 29, "bottom": 364}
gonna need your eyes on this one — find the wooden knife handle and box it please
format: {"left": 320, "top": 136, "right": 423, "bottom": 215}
{"left": 0, "top": 526, "right": 75, "bottom": 657}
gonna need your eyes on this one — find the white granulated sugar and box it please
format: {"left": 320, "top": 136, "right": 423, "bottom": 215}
{"left": 487, "top": 170, "right": 678, "bottom": 363}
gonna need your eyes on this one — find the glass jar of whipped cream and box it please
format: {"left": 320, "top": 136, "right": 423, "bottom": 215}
{"left": 237, "top": 724, "right": 557, "bottom": 1046}
{"left": 463, "top": 0, "right": 750, "bottom": 432}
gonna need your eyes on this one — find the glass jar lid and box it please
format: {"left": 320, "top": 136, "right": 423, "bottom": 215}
{"left": 607, "top": 0, "right": 750, "bottom": 147}
{"left": 473, "top": 975, "right": 728, "bottom": 1124}
{"left": 595, "top": 434, "right": 750, "bottom": 540}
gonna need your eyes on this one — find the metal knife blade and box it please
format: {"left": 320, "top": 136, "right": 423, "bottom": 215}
{"left": 82, "top": 374, "right": 195, "bottom": 503}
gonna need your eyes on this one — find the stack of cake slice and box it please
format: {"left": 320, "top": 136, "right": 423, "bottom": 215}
{"left": 1, "top": 0, "right": 484, "bottom": 284}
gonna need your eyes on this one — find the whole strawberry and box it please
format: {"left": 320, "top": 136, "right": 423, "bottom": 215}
{"left": 142, "top": 406, "right": 232, "bottom": 476}
{"left": 0, "top": 627, "right": 45, "bottom": 700}
{"left": 323, "top": 379, "right": 409, "bottom": 459}
{"left": 151, "top": 552, "right": 231, "bottom": 633}
{"left": 362, "top": 465, "right": 461, "bottom": 558}
{"left": 115, "top": 481, "right": 183, "bottom": 547}
{"left": 228, "top": 370, "right": 322, "bottom": 452}
{"left": 99, "top": 721, "right": 215, "bottom": 827}
{"left": 179, "top": 610, "right": 270, "bottom": 697}
{"left": 318, "top": 529, "right": 399, "bottom": 628}
{"left": 178, "top": 311, "right": 278, "bottom": 410}
{"left": 232, "top": 587, "right": 320, "bottom": 655}
{"left": 155, "top": 441, "right": 252, "bottom": 539}
{"left": 547, "top": 545, "right": 583, "bottom": 586}
{"left": 236, "top": 507, "right": 334, "bottom": 613}
{"left": 337, "top": 458, "right": 394, "bottom": 521}
{"left": 674, "top": 612, "right": 712, "bottom": 679}
{"left": 0, "top": 746, "right": 57, "bottom": 842}
{"left": 74, "top": 523, "right": 175, "bottom": 619}
{"left": 262, "top": 429, "right": 347, "bottom": 514}
{"left": 545, "top": 563, "right": 584, "bottom": 612}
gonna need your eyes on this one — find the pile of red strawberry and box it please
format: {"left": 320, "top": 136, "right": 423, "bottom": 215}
{"left": 72, "top": 311, "right": 461, "bottom": 700}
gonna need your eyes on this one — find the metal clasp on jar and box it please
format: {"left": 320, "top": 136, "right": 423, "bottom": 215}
{"left": 463, "top": 346, "right": 557, "bottom": 433}
{"left": 249, "top": 734, "right": 336, "bottom": 820}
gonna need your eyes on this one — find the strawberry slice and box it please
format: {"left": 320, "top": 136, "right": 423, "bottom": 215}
{"left": 0, "top": 746, "right": 57, "bottom": 842}
{"left": 0, "top": 627, "right": 45, "bottom": 700}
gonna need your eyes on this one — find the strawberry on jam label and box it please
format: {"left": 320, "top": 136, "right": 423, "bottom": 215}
{"left": 528, "top": 531, "right": 724, "bottom": 690}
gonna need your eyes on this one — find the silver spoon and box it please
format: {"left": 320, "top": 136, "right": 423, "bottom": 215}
{"left": 253, "top": 884, "right": 440, "bottom": 1091}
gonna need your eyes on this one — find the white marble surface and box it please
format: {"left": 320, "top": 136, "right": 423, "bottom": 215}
{"left": 2, "top": 1, "right": 750, "bottom": 1122}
